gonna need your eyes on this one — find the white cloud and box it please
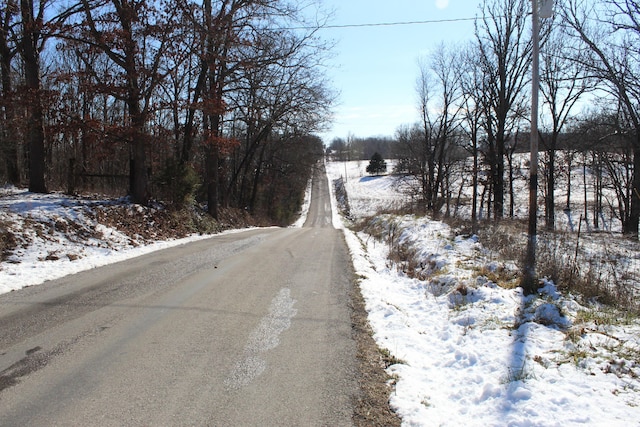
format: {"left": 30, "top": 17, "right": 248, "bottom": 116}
{"left": 435, "top": 0, "right": 450, "bottom": 9}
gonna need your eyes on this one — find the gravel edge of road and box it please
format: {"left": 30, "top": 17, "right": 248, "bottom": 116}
{"left": 350, "top": 277, "right": 402, "bottom": 426}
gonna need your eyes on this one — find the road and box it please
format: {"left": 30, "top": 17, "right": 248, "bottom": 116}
{"left": 0, "top": 163, "right": 359, "bottom": 426}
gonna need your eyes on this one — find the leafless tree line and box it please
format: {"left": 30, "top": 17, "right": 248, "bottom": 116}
{"left": 394, "top": 0, "right": 640, "bottom": 240}
{"left": 0, "top": 0, "right": 332, "bottom": 223}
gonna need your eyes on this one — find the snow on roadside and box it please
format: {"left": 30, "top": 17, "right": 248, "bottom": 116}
{"left": 291, "top": 173, "right": 313, "bottom": 228}
{"left": 0, "top": 163, "right": 307, "bottom": 294}
{"left": 327, "top": 160, "right": 640, "bottom": 426}
{"left": 0, "top": 187, "right": 216, "bottom": 294}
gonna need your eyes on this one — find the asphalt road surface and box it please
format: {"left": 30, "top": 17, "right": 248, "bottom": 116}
{"left": 0, "top": 163, "right": 359, "bottom": 426}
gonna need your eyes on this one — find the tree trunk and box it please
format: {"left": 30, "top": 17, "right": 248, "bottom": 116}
{"left": 546, "top": 148, "right": 556, "bottom": 230}
{"left": 230, "top": 134, "right": 261, "bottom": 207}
{"left": 127, "top": 100, "right": 148, "bottom": 204}
{"left": 565, "top": 152, "right": 572, "bottom": 211}
{"left": 583, "top": 153, "right": 589, "bottom": 231}
{"left": 624, "top": 144, "right": 640, "bottom": 238}
{"left": 426, "top": 144, "right": 435, "bottom": 211}
{"left": 593, "top": 152, "right": 601, "bottom": 230}
{"left": 508, "top": 152, "right": 514, "bottom": 218}
{"left": 472, "top": 143, "right": 478, "bottom": 232}
{"left": 206, "top": 145, "right": 219, "bottom": 219}
{"left": 494, "top": 134, "right": 505, "bottom": 220}
{"left": 20, "top": 0, "right": 46, "bottom": 193}
{"left": 249, "top": 144, "right": 267, "bottom": 215}
{"left": 0, "top": 25, "right": 19, "bottom": 185}
{"left": 180, "top": 64, "right": 208, "bottom": 166}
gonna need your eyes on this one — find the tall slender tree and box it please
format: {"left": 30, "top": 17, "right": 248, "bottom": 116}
{"left": 475, "top": 0, "right": 532, "bottom": 220}
{"left": 412, "top": 44, "right": 464, "bottom": 214}
{"left": 460, "top": 43, "right": 486, "bottom": 230}
{"left": 539, "top": 21, "right": 590, "bottom": 230}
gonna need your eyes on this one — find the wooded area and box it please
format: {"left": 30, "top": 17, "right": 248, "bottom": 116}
{"left": 0, "top": 0, "right": 330, "bottom": 224}
{"left": 3, "top": 0, "right": 640, "bottom": 236}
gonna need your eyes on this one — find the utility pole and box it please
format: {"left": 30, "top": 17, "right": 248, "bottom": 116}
{"left": 523, "top": 0, "right": 553, "bottom": 293}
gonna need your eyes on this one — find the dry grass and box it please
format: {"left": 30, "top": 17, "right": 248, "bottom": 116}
{"left": 439, "top": 216, "right": 639, "bottom": 312}
{"left": 0, "top": 219, "right": 17, "bottom": 262}
{"left": 474, "top": 264, "right": 520, "bottom": 289}
{"left": 536, "top": 231, "right": 639, "bottom": 312}
{"left": 0, "top": 200, "right": 268, "bottom": 266}
{"left": 355, "top": 215, "right": 435, "bottom": 280}
{"left": 475, "top": 219, "right": 528, "bottom": 263}
{"left": 93, "top": 204, "right": 218, "bottom": 241}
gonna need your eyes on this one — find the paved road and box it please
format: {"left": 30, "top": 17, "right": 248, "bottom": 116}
{"left": 0, "top": 163, "right": 358, "bottom": 426}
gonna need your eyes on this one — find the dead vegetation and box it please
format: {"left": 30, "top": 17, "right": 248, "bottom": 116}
{"left": 0, "top": 195, "right": 272, "bottom": 264}
{"left": 354, "top": 204, "right": 640, "bottom": 314}
{"left": 92, "top": 204, "right": 221, "bottom": 242}
{"left": 0, "top": 219, "right": 17, "bottom": 263}
{"left": 473, "top": 219, "right": 640, "bottom": 313}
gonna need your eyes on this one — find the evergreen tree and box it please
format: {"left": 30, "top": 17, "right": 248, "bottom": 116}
{"left": 366, "top": 152, "right": 387, "bottom": 175}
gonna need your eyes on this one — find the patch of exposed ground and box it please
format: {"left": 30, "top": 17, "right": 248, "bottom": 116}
{"left": 351, "top": 279, "right": 401, "bottom": 426}
{"left": 0, "top": 221, "right": 16, "bottom": 263}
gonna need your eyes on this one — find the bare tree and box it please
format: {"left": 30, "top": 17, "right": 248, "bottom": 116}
{"left": 460, "top": 46, "right": 486, "bottom": 229}
{"left": 0, "top": 0, "right": 332, "bottom": 225}
{"left": 538, "top": 10, "right": 590, "bottom": 230}
{"left": 77, "top": 0, "right": 177, "bottom": 204}
{"left": 225, "top": 30, "right": 333, "bottom": 213}
{"left": 47, "top": 42, "right": 130, "bottom": 194}
{"left": 394, "top": 123, "right": 426, "bottom": 209}
{"left": 475, "top": 0, "right": 532, "bottom": 220}
{"left": 412, "top": 43, "right": 464, "bottom": 215}
{"left": 173, "top": 0, "right": 329, "bottom": 218}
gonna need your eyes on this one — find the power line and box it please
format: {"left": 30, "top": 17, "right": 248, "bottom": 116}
{"left": 280, "top": 16, "right": 479, "bottom": 31}
{"left": 324, "top": 16, "right": 478, "bottom": 29}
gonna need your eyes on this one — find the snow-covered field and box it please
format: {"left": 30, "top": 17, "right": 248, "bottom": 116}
{"left": 326, "top": 160, "right": 640, "bottom": 426}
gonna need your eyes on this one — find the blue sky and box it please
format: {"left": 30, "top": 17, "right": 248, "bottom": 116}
{"left": 317, "top": 0, "right": 481, "bottom": 143}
